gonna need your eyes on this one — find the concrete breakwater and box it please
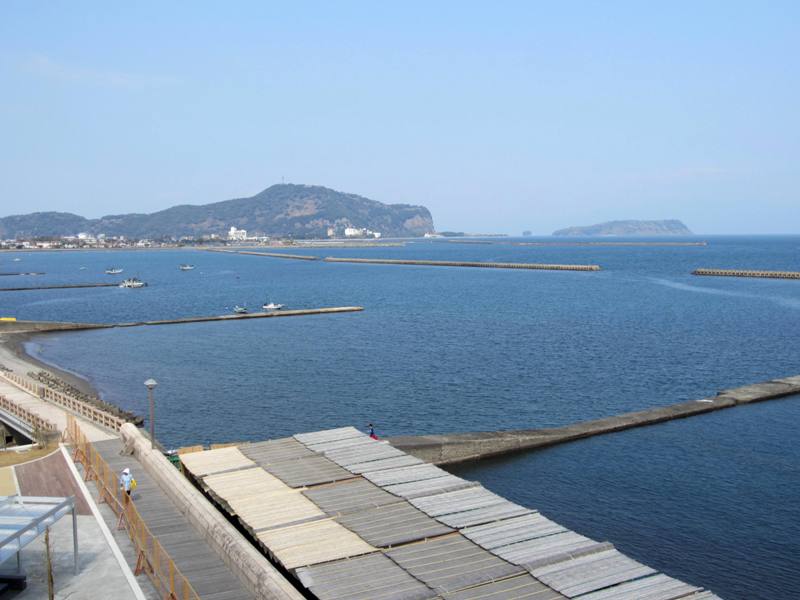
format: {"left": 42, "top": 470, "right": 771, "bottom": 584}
{"left": 516, "top": 241, "right": 708, "bottom": 247}
{"left": 0, "top": 282, "right": 120, "bottom": 292}
{"left": 0, "top": 306, "right": 363, "bottom": 334}
{"left": 206, "top": 248, "right": 319, "bottom": 260}
{"left": 323, "top": 257, "right": 602, "bottom": 271}
{"left": 115, "top": 306, "right": 363, "bottom": 327}
{"left": 390, "top": 375, "right": 800, "bottom": 464}
{"left": 693, "top": 268, "right": 800, "bottom": 279}
{"left": 209, "top": 248, "right": 602, "bottom": 270}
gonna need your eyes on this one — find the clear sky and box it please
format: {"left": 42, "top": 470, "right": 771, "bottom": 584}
{"left": 1, "top": 2, "right": 798, "bottom": 234}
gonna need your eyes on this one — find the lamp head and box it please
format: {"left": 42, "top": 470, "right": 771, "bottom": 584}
{"left": 144, "top": 378, "right": 158, "bottom": 390}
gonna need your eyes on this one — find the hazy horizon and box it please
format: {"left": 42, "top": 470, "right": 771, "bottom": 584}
{"left": 2, "top": 2, "right": 798, "bottom": 234}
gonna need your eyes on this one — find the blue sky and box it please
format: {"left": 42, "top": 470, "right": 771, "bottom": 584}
{"left": 1, "top": 2, "right": 798, "bottom": 233}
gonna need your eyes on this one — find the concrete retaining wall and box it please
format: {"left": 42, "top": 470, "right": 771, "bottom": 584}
{"left": 119, "top": 424, "right": 304, "bottom": 600}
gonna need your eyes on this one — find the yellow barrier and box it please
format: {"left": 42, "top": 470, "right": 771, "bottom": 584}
{"left": 66, "top": 415, "right": 200, "bottom": 600}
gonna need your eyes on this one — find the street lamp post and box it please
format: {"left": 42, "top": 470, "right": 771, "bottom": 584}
{"left": 144, "top": 378, "right": 158, "bottom": 449}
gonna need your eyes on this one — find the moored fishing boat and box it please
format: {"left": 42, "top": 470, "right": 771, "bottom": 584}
{"left": 119, "top": 278, "right": 147, "bottom": 288}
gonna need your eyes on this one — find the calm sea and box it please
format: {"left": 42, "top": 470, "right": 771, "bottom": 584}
{"left": 3, "top": 237, "right": 799, "bottom": 599}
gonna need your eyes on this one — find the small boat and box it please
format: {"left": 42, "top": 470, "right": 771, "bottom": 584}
{"left": 178, "top": 264, "right": 195, "bottom": 271}
{"left": 119, "top": 278, "right": 147, "bottom": 288}
{"left": 105, "top": 267, "right": 123, "bottom": 274}
{"left": 79, "top": 266, "right": 87, "bottom": 270}
{"left": 262, "top": 302, "right": 285, "bottom": 311}
{"left": 233, "top": 305, "right": 248, "bottom": 314}
{"left": 12, "top": 258, "right": 21, "bottom": 262}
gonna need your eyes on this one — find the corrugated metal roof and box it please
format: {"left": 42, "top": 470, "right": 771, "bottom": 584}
{"left": 261, "top": 454, "right": 355, "bottom": 487}
{"left": 461, "top": 514, "right": 566, "bottom": 550}
{"left": 294, "top": 426, "right": 365, "bottom": 445}
{"left": 336, "top": 501, "right": 453, "bottom": 547}
{"left": 256, "top": 518, "right": 376, "bottom": 570}
{"left": 528, "top": 548, "right": 656, "bottom": 598}
{"left": 574, "top": 573, "right": 701, "bottom": 600}
{"left": 385, "top": 476, "right": 479, "bottom": 500}
{"left": 232, "top": 490, "right": 325, "bottom": 533}
{"left": 303, "top": 479, "right": 401, "bottom": 516}
{"left": 179, "top": 446, "right": 256, "bottom": 477}
{"left": 296, "top": 553, "right": 436, "bottom": 600}
{"left": 363, "top": 464, "right": 454, "bottom": 487}
{"left": 304, "top": 435, "right": 373, "bottom": 454}
{"left": 496, "top": 532, "right": 600, "bottom": 567}
{"left": 410, "top": 486, "right": 532, "bottom": 528}
{"left": 184, "top": 427, "right": 724, "bottom": 600}
{"left": 324, "top": 441, "right": 408, "bottom": 468}
{"left": 239, "top": 438, "right": 316, "bottom": 464}
{"left": 386, "top": 534, "right": 524, "bottom": 595}
{"left": 438, "top": 573, "right": 565, "bottom": 600}
{"left": 347, "top": 454, "right": 424, "bottom": 474}
{"left": 203, "top": 466, "right": 290, "bottom": 498}
{"left": 201, "top": 466, "right": 325, "bottom": 532}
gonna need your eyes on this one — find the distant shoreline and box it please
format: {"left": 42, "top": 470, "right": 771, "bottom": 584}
{"left": 0, "top": 331, "right": 99, "bottom": 399}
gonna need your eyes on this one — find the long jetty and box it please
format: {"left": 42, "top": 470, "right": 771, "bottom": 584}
{"left": 390, "top": 374, "right": 800, "bottom": 464}
{"left": 0, "top": 272, "right": 46, "bottom": 276}
{"left": 206, "top": 248, "right": 319, "bottom": 260}
{"left": 0, "top": 307, "right": 363, "bottom": 334}
{"left": 693, "top": 268, "right": 800, "bottom": 280}
{"left": 323, "top": 257, "right": 601, "bottom": 271}
{"left": 0, "top": 282, "right": 119, "bottom": 292}
{"left": 209, "top": 248, "right": 602, "bottom": 271}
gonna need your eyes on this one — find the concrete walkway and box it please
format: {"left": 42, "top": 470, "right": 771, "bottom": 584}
{"left": 93, "top": 438, "right": 254, "bottom": 600}
{"left": 1, "top": 449, "right": 151, "bottom": 600}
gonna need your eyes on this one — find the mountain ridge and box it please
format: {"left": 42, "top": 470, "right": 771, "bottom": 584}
{"left": 0, "top": 184, "right": 434, "bottom": 239}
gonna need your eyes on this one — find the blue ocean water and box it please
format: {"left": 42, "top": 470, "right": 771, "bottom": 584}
{"left": 2, "top": 237, "right": 799, "bottom": 599}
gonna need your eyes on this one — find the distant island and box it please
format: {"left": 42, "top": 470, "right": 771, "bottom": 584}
{"left": 553, "top": 219, "right": 693, "bottom": 236}
{"left": 0, "top": 184, "right": 434, "bottom": 240}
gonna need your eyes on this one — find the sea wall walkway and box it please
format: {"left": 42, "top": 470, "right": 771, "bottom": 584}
{"left": 0, "top": 306, "right": 363, "bottom": 334}
{"left": 322, "top": 257, "right": 602, "bottom": 271}
{"left": 209, "top": 248, "right": 602, "bottom": 271}
{"left": 0, "top": 367, "right": 301, "bottom": 600}
{"left": 390, "top": 375, "right": 800, "bottom": 464}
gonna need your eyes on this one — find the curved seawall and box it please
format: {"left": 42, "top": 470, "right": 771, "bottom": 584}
{"left": 390, "top": 375, "right": 800, "bottom": 464}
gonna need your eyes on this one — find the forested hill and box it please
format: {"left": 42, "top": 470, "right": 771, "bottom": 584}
{"left": 0, "top": 184, "right": 434, "bottom": 239}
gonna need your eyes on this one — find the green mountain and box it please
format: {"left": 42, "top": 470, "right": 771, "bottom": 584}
{"left": 0, "top": 184, "right": 434, "bottom": 239}
{"left": 553, "top": 219, "right": 693, "bottom": 236}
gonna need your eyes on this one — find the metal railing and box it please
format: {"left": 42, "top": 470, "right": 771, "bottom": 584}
{"left": 0, "top": 393, "right": 58, "bottom": 435}
{"left": 66, "top": 415, "right": 200, "bottom": 600}
{"left": 1, "top": 371, "right": 125, "bottom": 431}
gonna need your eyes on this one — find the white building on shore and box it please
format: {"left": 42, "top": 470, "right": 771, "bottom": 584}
{"left": 228, "top": 226, "right": 247, "bottom": 241}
